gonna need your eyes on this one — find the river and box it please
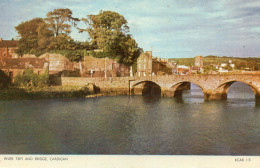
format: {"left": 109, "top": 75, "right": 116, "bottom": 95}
{"left": 0, "top": 82, "right": 259, "bottom": 155}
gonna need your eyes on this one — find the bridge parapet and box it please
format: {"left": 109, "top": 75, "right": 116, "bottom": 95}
{"left": 61, "top": 74, "right": 260, "bottom": 101}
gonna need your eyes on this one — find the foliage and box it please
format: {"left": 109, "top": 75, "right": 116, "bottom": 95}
{"left": 15, "top": 9, "right": 141, "bottom": 65}
{"left": 170, "top": 56, "right": 260, "bottom": 71}
{"left": 45, "top": 8, "right": 79, "bottom": 37}
{"left": 82, "top": 11, "right": 128, "bottom": 47}
{"left": 15, "top": 9, "right": 86, "bottom": 59}
{"left": 203, "top": 65, "right": 218, "bottom": 73}
{"left": 81, "top": 10, "right": 142, "bottom": 65}
{"left": 15, "top": 18, "right": 44, "bottom": 38}
{"left": 48, "top": 50, "right": 86, "bottom": 62}
{"left": 14, "top": 69, "right": 49, "bottom": 87}
{"left": 47, "top": 35, "right": 77, "bottom": 50}
{"left": 171, "top": 58, "right": 195, "bottom": 67}
{"left": 63, "top": 50, "right": 85, "bottom": 62}
{"left": 15, "top": 18, "right": 51, "bottom": 56}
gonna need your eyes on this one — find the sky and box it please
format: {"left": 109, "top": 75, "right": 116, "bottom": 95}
{"left": 1, "top": 0, "right": 260, "bottom": 58}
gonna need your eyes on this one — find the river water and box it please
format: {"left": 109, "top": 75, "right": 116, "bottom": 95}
{"left": 0, "top": 82, "right": 259, "bottom": 155}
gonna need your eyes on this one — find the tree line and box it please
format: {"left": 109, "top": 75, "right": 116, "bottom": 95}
{"left": 171, "top": 56, "right": 260, "bottom": 71}
{"left": 15, "top": 9, "right": 142, "bottom": 65}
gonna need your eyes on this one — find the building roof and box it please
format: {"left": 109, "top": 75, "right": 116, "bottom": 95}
{"left": 191, "top": 66, "right": 200, "bottom": 70}
{"left": 177, "top": 65, "right": 190, "bottom": 69}
{"left": 84, "top": 56, "right": 114, "bottom": 71}
{"left": 0, "top": 40, "right": 19, "bottom": 48}
{"left": 39, "top": 53, "right": 68, "bottom": 61}
{"left": 0, "top": 58, "right": 48, "bottom": 69}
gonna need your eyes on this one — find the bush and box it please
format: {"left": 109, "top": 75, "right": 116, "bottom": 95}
{"left": 14, "top": 68, "right": 49, "bottom": 87}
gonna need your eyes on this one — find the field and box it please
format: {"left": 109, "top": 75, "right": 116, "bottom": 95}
{"left": 170, "top": 56, "right": 260, "bottom": 71}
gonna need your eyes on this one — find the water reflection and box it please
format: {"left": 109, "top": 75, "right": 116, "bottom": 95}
{"left": 0, "top": 82, "right": 259, "bottom": 154}
{"left": 141, "top": 94, "right": 161, "bottom": 103}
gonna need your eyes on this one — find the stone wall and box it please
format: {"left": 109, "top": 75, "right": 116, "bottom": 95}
{"left": 83, "top": 56, "right": 130, "bottom": 77}
{"left": 39, "top": 54, "right": 76, "bottom": 74}
{"left": 61, "top": 77, "right": 132, "bottom": 95}
{"left": 0, "top": 58, "right": 49, "bottom": 81}
{"left": 61, "top": 74, "right": 260, "bottom": 101}
{"left": 0, "top": 39, "right": 19, "bottom": 59}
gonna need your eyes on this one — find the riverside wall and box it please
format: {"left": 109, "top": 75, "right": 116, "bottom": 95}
{"left": 61, "top": 77, "right": 132, "bottom": 95}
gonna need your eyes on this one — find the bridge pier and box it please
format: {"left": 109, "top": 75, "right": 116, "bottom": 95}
{"left": 256, "top": 93, "right": 260, "bottom": 106}
{"left": 161, "top": 89, "right": 174, "bottom": 97}
{"left": 204, "top": 91, "right": 227, "bottom": 100}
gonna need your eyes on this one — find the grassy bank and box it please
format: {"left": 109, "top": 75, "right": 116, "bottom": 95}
{"left": 0, "top": 86, "right": 90, "bottom": 100}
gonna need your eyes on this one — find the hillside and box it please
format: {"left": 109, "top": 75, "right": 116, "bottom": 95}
{"left": 170, "top": 56, "right": 260, "bottom": 70}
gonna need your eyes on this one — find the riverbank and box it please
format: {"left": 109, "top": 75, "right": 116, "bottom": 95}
{"left": 0, "top": 86, "right": 131, "bottom": 100}
{"left": 0, "top": 86, "right": 91, "bottom": 100}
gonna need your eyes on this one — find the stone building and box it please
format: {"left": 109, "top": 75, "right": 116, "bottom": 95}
{"left": 39, "top": 54, "right": 77, "bottom": 74}
{"left": 137, "top": 51, "right": 173, "bottom": 76}
{"left": 192, "top": 55, "right": 204, "bottom": 73}
{"left": 82, "top": 56, "right": 129, "bottom": 77}
{"left": 0, "top": 38, "right": 19, "bottom": 61}
{"left": 0, "top": 58, "right": 49, "bottom": 81}
{"left": 151, "top": 58, "right": 168, "bottom": 75}
{"left": 0, "top": 52, "right": 82, "bottom": 85}
{"left": 137, "top": 51, "right": 153, "bottom": 76}
{"left": 195, "top": 56, "right": 203, "bottom": 67}
{"left": 177, "top": 65, "right": 191, "bottom": 75}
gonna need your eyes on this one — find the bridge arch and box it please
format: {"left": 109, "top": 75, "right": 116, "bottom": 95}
{"left": 167, "top": 81, "right": 206, "bottom": 98}
{"left": 214, "top": 80, "right": 258, "bottom": 99}
{"left": 131, "top": 80, "right": 161, "bottom": 96}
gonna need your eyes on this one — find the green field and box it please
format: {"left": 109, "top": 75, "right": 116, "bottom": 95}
{"left": 170, "top": 56, "right": 260, "bottom": 71}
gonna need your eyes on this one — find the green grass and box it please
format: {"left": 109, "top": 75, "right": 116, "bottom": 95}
{"left": 0, "top": 86, "right": 90, "bottom": 100}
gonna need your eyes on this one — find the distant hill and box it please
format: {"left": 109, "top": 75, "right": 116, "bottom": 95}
{"left": 169, "top": 56, "right": 260, "bottom": 70}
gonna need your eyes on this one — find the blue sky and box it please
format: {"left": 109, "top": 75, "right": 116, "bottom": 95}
{"left": 1, "top": 0, "right": 260, "bottom": 58}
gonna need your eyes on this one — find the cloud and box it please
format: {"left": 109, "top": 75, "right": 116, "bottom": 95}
{"left": 0, "top": 0, "right": 259, "bottom": 58}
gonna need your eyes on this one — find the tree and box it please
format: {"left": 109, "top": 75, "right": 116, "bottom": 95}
{"left": 237, "top": 62, "right": 246, "bottom": 70}
{"left": 37, "top": 22, "right": 54, "bottom": 50}
{"left": 81, "top": 10, "right": 142, "bottom": 65}
{"left": 15, "top": 9, "right": 83, "bottom": 56}
{"left": 15, "top": 18, "right": 50, "bottom": 55}
{"left": 116, "top": 34, "right": 143, "bottom": 65}
{"left": 15, "top": 18, "right": 44, "bottom": 38}
{"left": 82, "top": 11, "right": 129, "bottom": 48}
{"left": 247, "top": 60, "right": 257, "bottom": 71}
{"left": 45, "top": 8, "right": 79, "bottom": 37}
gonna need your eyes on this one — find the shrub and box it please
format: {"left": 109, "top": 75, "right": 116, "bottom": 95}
{"left": 14, "top": 68, "right": 49, "bottom": 87}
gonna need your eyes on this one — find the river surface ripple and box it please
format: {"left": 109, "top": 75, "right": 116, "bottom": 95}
{"left": 0, "top": 82, "right": 259, "bottom": 155}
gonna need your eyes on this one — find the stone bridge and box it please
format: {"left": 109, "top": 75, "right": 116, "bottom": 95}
{"left": 61, "top": 74, "right": 260, "bottom": 101}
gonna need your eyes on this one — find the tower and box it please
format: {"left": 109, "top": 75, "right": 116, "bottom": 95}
{"left": 195, "top": 56, "right": 203, "bottom": 67}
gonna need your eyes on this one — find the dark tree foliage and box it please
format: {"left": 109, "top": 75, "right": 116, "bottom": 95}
{"left": 81, "top": 10, "right": 142, "bottom": 65}
{"left": 15, "top": 18, "right": 51, "bottom": 55}
{"left": 15, "top": 9, "right": 142, "bottom": 64}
